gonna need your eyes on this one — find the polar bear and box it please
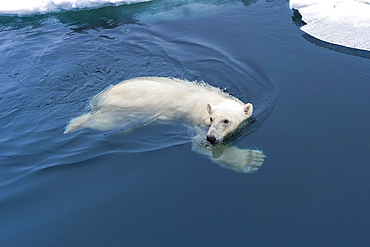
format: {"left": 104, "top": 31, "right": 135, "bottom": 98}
{"left": 64, "top": 77, "right": 265, "bottom": 173}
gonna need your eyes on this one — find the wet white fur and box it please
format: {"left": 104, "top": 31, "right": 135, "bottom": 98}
{"left": 64, "top": 77, "right": 252, "bottom": 144}
{"left": 64, "top": 77, "right": 264, "bottom": 173}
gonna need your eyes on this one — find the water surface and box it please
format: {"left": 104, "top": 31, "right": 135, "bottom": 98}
{"left": 0, "top": 1, "right": 369, "bottom": 246}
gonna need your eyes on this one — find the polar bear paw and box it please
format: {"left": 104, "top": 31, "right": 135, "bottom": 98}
{"left": 237, "top": 149, "right": 265, "bottom": 173}
{"left": 216, "top": 147, "right": 266, "bottom": 173}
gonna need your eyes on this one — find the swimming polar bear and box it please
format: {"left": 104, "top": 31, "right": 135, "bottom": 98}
{"left": 64, "top": 77, "right": 265, "bottom": 173}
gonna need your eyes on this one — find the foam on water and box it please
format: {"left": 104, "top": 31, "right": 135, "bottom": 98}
{"left": 0, "top": 0, "right": 150, "bottom": 15}
{"left": 290, "top": 0, "right": 370, "bottom": 51}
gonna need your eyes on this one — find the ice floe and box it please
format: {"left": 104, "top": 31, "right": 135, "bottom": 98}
{"left": 0, "top": 0, "right": 150, "bottom": 15}
{"left": 290, "top": 0, "right": 370, "bottom": 51}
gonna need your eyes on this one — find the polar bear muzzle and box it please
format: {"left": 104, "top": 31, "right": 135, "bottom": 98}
{"left": 205, "top": 101, "right": 253, "bottom": 145}
{"left": 206, "top": 134, "right": 219, "bottom": 145}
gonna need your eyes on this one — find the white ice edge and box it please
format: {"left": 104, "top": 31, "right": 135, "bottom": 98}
{"left": 290, "top": 0, "right": 370, "bottom": 51}
{"left": 0, "top": 0, "right": 150, "bottom": 15}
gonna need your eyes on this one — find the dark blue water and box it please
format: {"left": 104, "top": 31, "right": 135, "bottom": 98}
{"left": 1, "top": 1, "right": 369, "bottom": 246}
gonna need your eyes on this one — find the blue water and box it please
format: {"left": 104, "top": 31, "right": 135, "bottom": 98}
{"left": 1, "top": 1, "right": 369, "bottom": 246}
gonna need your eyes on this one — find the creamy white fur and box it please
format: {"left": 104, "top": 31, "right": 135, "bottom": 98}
{"left": 64, "top": 77, "right": 264, "bottom": 173}
{"left": 64, "top": 77, "right": 252, "bottom": 144}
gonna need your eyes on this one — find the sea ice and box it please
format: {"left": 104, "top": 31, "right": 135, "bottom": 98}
{"left": 0, "top": 0, "right": 150, "bottom": 15}
{"left": 290, "top": 0, "right": 370, "bottom": 51}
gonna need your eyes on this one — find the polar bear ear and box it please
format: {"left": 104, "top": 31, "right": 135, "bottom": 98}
{"left": 207, "top": 103, "right": 214, "bottom": 114}
{"left": 244, "top": 103, "right": 253, "bottom": 118}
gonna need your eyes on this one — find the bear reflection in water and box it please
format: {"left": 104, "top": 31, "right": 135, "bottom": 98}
{"left": 64, "top": 77, "right": 265, "bottom": 173}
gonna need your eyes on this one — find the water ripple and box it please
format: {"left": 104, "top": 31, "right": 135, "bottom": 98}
{"left": 0, "top": 4, "right": 276, "bottom": 180}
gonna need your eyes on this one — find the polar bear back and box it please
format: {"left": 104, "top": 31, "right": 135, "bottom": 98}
{"left": 91, "top": 77, "right": 242, "bottom": 125}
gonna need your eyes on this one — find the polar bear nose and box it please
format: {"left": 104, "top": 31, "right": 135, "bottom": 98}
{"left": 206, "top": 135, "right": 219, "bottom": 145}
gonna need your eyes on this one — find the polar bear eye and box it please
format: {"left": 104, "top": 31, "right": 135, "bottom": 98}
{"left": 210, "top": 117, "right": 213, "bottom": 122}
{"left": 223, "top": 119, "right": 229, "bottom": 124}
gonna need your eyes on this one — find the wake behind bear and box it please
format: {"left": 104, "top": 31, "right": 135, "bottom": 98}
{"left": 64, "top": 77, "right": 265, "bottom": 173}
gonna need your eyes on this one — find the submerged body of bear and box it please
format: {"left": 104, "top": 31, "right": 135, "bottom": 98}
{"left": 65, "top": 77, "right": 253, "bottom": 144}
{"left": 64, "top": 77, "right": 264, "bottom": 173}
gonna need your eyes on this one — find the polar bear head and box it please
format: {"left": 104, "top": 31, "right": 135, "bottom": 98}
{"left": 206, "top": 100, "right": 253, "bottom": 145}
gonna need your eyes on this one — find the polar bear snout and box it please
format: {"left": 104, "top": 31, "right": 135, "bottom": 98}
{"left": 206, "top": 134, "right": 220, "bottom": 145}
